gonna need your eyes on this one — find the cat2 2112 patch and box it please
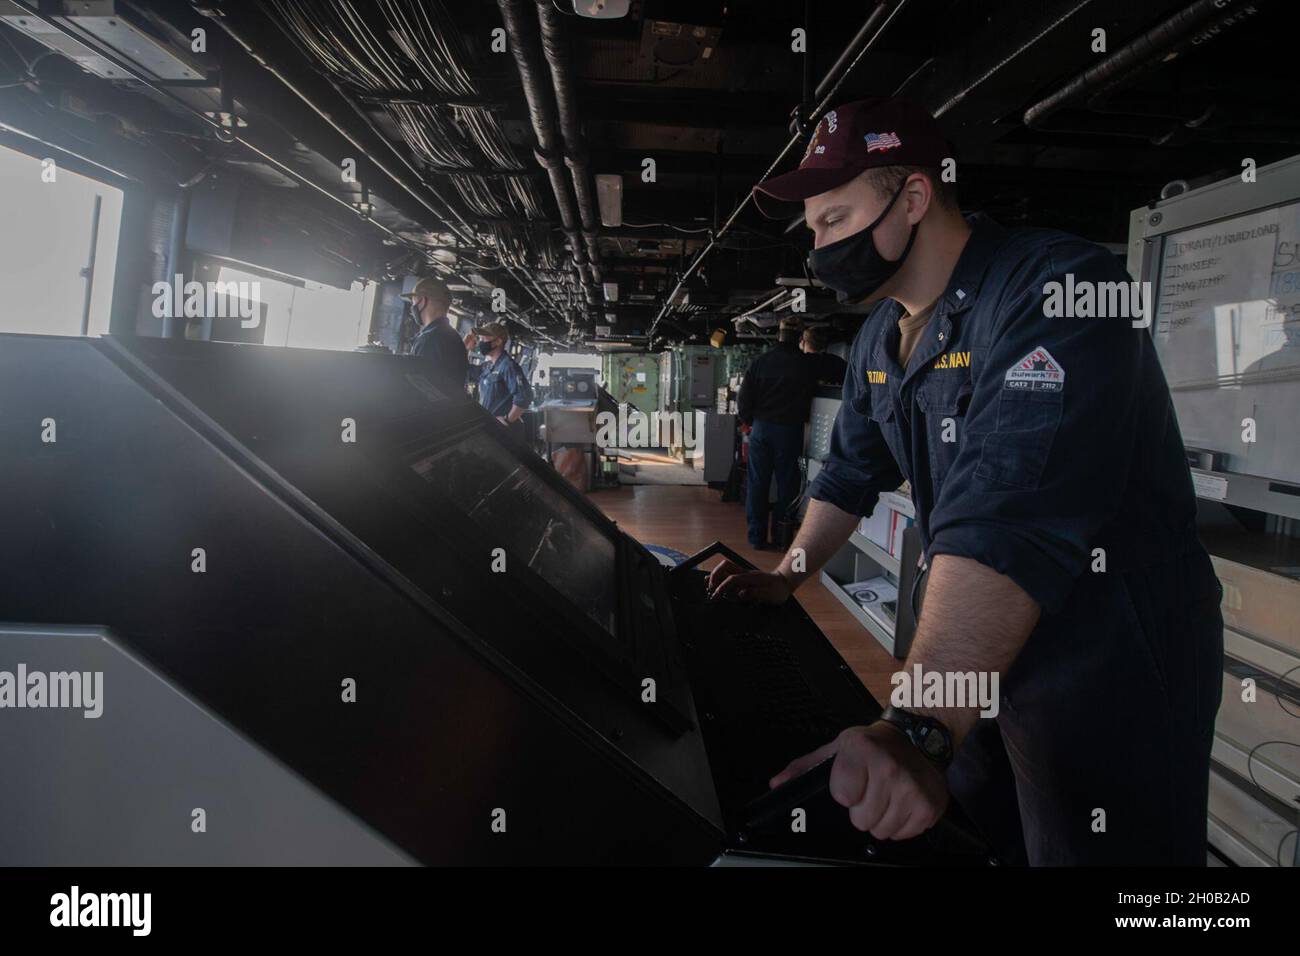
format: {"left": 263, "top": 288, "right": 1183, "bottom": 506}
{"left": 1004, "top": 346, "right": 1065, "bottom": 392}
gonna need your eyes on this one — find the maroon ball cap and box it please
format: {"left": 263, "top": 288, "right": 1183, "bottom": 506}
{"left": 752, "top": 97, "right": 952, "bottom": 219}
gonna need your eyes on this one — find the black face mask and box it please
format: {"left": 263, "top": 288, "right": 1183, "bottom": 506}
{"left": 807, "top": 179, "right": 916, "bottom": 304}
{"left": 477, "top": 340, "right": 496, "bottom": 356}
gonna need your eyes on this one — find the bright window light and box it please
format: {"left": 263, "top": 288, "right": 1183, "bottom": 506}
{"left": 0, "top": 144, "right": 122, "bottom": 336}
{"left": 215, "top": 265, "right": 375, "bottom": 351}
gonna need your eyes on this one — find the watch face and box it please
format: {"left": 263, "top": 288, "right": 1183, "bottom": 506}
{"left": 920, "top": 727, "right": 947, "bottom": 758}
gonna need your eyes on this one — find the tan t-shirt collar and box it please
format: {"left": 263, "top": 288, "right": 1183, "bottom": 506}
{"left": 896, "top": 299, "right": 938, "bottom": 369}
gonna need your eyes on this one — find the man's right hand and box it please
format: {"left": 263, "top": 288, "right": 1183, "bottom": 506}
{"left": 706, "top": 558, "right": 794, "bottom": 604}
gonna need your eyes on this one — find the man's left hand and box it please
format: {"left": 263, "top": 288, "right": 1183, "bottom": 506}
{"left": 770, "top": 722, "right": 949, "bottom": 840}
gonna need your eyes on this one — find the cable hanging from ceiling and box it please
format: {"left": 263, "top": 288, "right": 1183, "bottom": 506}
{"left": 265, "top": 0, "right": 573, "bottom": 322}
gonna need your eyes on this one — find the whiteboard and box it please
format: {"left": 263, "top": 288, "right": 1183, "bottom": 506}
{"left": 1153, "top": 200, "right": 1300, "bottom": 484}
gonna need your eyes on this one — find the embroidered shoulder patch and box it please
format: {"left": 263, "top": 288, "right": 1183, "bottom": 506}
{"left": 1004, "top": 346, "right": 1064, "bottom": 392}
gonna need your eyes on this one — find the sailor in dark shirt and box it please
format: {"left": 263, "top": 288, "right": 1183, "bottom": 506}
{"left": 737, "top": 316, "right": 814, "bottom": 550}
{"left": 708, "top": 97, "right": 1222, "bottom": 866}
{"left": 402, "top": 276, "right": 469, "bottom": 398}
{"left": 801, "top": 326, "right": 849, "bottom": 389}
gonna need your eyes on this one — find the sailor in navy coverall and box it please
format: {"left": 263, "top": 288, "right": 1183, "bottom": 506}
{"left": 708, "top": 98, "right": 1223, "bottom": 865}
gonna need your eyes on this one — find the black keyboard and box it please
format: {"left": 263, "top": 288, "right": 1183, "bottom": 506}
{"left": 727, "top": 630, "right": 845, "bottom": 742}
{"left": 670, "top": 569, "right": 877, "bottom": 816}
{"left": 666, "top": 546, "right": 993, "bottom": 865}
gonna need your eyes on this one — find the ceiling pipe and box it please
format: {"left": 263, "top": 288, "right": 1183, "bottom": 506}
{"left": 534, "top": 0, "right": 602, "bottom": 287}
{"left": 496, "top": 0, "right": 589, "bottom": 282}
{"left": 787, "top": 0, "right": 888, "bottom": 138}
{"left": 4, "top": 1, "right": 427, "bottom": 247}
{"left": 6, "top": 1, "right": 567, "bottom": 337}
{"left": 925, "top": 0, "right": 1098, "bottom": 118}
{"left": 1023, "top": 0, "right": 1273, "bottom": 136}
{"left": 197, "top": 3, "right": 481, "bottom": 247}
{"left": 648, "top": 0, "right": 912, "bottom": 341}
{"left": 199, "top": 5, "right": 585, "bottom": 329}
{"left": 814, "top": 1, "right": 888, "bottom": 103}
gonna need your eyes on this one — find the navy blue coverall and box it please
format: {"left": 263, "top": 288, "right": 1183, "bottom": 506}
{"left": 410, "top": 318, "right": 469, "bottom": 398}
{"left": 478, "top": 351, "right": 533, "bottom": 437}
{"left": 809, "top": 215, "right": 1223, "bottom": 865}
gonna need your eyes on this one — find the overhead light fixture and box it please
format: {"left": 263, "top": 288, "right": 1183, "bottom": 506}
{"left": 0, "top": 1, "right": 205, "bottom": 82}
{"left": 351, "top": 186, "right": 375, "bottom": 220}
{"left": 596, "top": 174, "right": 623, "bottom": 227}
{"left": 603, "top": 282, "right": 618, "bottom": 302}
{"left": 573, "top": 0, "right": 631, "bottom": 20}
{"left": 776, "top": 276, "right": 825, "bottom": 289}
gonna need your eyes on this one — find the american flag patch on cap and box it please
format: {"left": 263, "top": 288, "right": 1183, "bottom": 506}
{"left": 864, "top": 131, "right": 902, "bottom": 152}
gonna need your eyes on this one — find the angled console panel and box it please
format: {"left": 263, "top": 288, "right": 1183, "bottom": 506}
{"left": 0, "top": 334, "right": 721, "bottom": 864}
{"left": 0, "top": 625, "right": 411, "bottom": 866}
{"left": 98, "top": 334, "right": 722, "bottom": 831}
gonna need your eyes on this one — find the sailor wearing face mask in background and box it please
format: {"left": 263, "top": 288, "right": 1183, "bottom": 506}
{"left": 706, "top": 97, "right": 1223, "bottom": 866}
{"left": 402, "top": 276, "right": 469, "bottom": 398}
{"left": 470, "top": 321, "right": 533, "bottom": 437}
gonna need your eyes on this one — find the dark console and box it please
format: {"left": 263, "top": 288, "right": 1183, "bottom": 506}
{"left": 0, "top": 334, "right": 990, "bottom": 865}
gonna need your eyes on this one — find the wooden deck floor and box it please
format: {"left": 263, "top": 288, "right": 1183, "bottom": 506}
{"left": 592, "top": 484, "right": 899, "bottom": 703}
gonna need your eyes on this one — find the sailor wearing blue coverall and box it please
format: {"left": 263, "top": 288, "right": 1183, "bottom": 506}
{"left": 471, "top": 321, "right": 533, "bottom": 437}
{"left": 707, "top": 98, "right": 1223, "bottom": 865}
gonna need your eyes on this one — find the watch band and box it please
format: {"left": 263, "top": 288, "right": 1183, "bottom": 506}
{"left": 879, "top": 705, "right": 954, "bottom": 771}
